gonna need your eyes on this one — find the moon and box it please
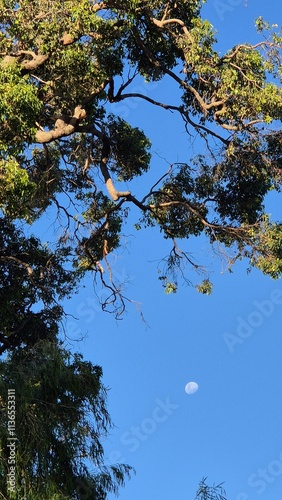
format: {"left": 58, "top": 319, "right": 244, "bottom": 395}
{"left": 185, "top": 381, "right": 199, "bottom": 395}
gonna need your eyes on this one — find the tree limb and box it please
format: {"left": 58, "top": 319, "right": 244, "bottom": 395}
{"left": 3, "top": 50, "right": 48, "bottom": 71}
{"left": 99, "top": 136, "right": 130, "bottom": 201}
{"left": 36, "top": 106, "right": 87, "bottom": 143}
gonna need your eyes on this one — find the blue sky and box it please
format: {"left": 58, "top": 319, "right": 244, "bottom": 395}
{"left": 62, "top": 1, "right": 282, "bottom": 498}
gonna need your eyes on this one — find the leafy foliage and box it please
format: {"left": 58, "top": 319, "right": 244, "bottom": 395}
{"left": 0, "top": 1, "right": 280, "bottom": 304}
{"left": 0, "top": 339, "right": 133, "bottom": 499}
{"left": 0, "top": 64, "right": 41, "bottom": 154}
{"left": 0, "top": 159, "right": 36, "bottom": 219}
{"left": 0, "top": 0, "right": 280, "bottom": 305}
{"left": 0, "top": 219, "right": 78, "bottom": 354}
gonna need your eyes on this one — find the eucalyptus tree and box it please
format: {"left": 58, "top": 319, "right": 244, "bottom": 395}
{"left": 0, "top": 0, "right": 281, "bottom": 309}
{"left": 0, "top": 218, "right": 78, "bottom": 355}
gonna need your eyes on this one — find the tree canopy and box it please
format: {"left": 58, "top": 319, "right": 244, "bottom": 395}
{"left": 0, "top": 0, "right": 281, "bottom": 312}
{"left": 0, "top": 0, "right": 282, "bottom": 497}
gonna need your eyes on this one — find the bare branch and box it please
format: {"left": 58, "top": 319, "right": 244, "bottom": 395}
{"left": 113, "top": 91, "right": 229, "bottom": 145}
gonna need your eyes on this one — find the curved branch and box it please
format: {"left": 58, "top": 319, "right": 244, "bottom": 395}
{"left": 149, "top": 199, "right": 255, "bottom": 245}
{"left": 20, "top": 51, "right": 48, "bottom": 71}
{"left": 146, "top": 9, "right": 194, "bottom": 45}
{"left": 3, "top": 51, "right": 48, "bottom": 71}
{"left": 113, "top": 91, "right": 229, "bottom": 145}
{"left": 99, "top": 136, "right": 130, "bottom": 201}
{"left": 220, "top": 41, "right": 280, "bottom": 64}
{"left": 35, "top": 106, "right": 87, "bottom": 143}
{"left": 132, "top": 26, "right": 210, "bottom": 116}
{"left": 0, "top": 255, "right": 34, "bottom": 276}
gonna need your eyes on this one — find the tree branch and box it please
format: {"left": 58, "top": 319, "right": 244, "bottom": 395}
{"left": 145, "top": 8, "right": 194, "bottom": 45}
{"left": 3, "top": 50, "right": 48, "bottom": 71}
{"left": 0, "top": 255, "right": 34, "bottom": 276}
{"left": 99, "top": 136, "right": 130, "bottom": 201}
{"left": 132, "top": 26, "right": 211, "bottom": 117}
{"left": 36, "top": 106, "right": 87, "bottom": 143}
{"left": 112, "top": 91, "right": 229, "bottom": 145}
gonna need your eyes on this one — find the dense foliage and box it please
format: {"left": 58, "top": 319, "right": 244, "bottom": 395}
{"left": 0, "top": 219, "right": 78, "bottom": 354}
{"left": 0, "top": 0, "right": 280, "bottom": 310}
{"left": 0, "top": 340, "right": 132, "bottom": 499}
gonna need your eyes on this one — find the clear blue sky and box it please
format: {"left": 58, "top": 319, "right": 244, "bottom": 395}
{"left": 62, "top": 1, "right": 282, "bottom": 498}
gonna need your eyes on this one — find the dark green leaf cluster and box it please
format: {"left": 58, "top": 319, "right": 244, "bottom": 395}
{"left": 108, "top": 116, "right": 151, "bottom": 181}
{"left": 145, "top": 164, "right": 208, "bottom": 238}
{"left": 0, "top": 219, "right": 78, "bottom": 353}
{"left": 0, "top": 340, "right": 133, "bottom": 499}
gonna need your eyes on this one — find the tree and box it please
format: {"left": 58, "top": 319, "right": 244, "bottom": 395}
{"left": 0, "top": 224, "right": 134, "bottom": 498}
{"left": 0, "top": 1, "right": 281, "bottom": 497}
{"left": 0, "top": 338, "right": 133, "bottom": 499}
{"left": 0, "top": 218, "right": 133, "bottom": 498}
{"left": 0, "top": 218, "right": 79, "bottom": 354}
{"left": 0, "top": 0, "right": 281, "bottom": 313}
{"left": 195, "top": 477, "right": 227, "bottom": 500}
